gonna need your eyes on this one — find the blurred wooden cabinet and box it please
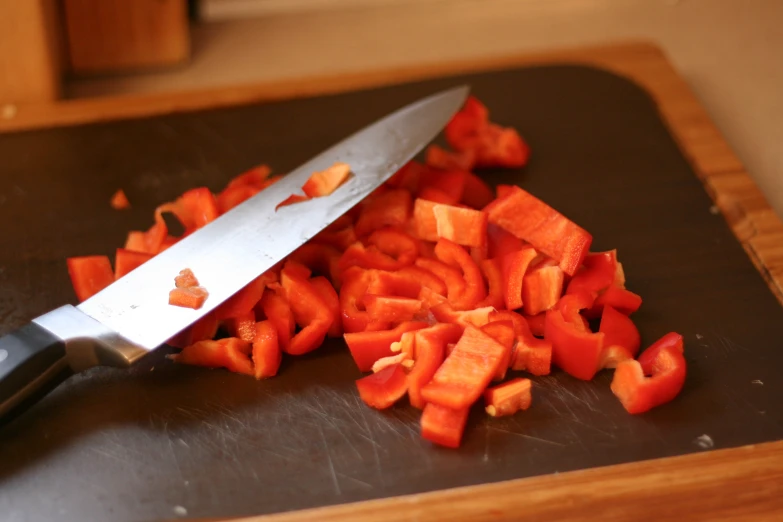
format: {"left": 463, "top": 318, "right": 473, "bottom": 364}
{"left": 0, "top": 0, "right": 190, "bottom": 104}
{"left": 63, "top": 0, "right": 190, "bottom": 74}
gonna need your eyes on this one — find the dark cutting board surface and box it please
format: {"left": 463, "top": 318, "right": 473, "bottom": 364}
{"left": 1, "top": 65, "right": 782, "bottom": 522}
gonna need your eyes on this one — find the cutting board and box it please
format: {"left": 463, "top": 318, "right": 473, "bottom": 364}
{"left": 1, "top": 43, "right": 782, "bottom": 522}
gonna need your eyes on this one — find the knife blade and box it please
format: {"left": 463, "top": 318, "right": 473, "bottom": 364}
{"left": 0, "top": 85, "right": 469, "bottom": 420}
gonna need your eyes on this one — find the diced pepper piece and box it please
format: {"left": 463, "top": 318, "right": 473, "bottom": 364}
{"left": 158, "top": 187, "right": 220, "bottom": 236}
{"left": 355, "top": 189, "right": 412, "bottom": 237}
{"left": 216, "top": 184, "right": 261, "bottom": 214}
{"left": 599, "top": 305, "right": 641, "bottom": 358}
{"left": 123, "top": 231, "right": 147, "bottom": 253}
{"left": 434, "top": 238, "right": 487, "bottom": 310}
{"left": 110, "top": 189, "right": 131, "bottom": 210}
{"left": 525, "top": 312, "right": 546, "bottom": 337}
{"left": 276, "top": 193, "right": 310, "bottom": 210}
{"left": 445, "top": 96, "right": 489, "bottom": 152}
{"left": 166, "top": 312, "right": 219, "bottom": 349}
{"left": 302, "top": 162, "right": 351, "bottom": 198}
{"left": 487, "top": 223, "right": 524, "bottom": 259}
{"left": 480, "top": 320, "right": 515, "bottom": 380}
{"left": 386, "top": 160, "right": 424, "bottom": 192}
{"left": 418, "top": 187, "right": 458, "bottom": 205}
{"left": 412, "top": 198, "right": 440, "bottom": 242}
{"left": 421, "top": 326, "right": 507, "bottom": 409}
{"left": 174, "top": 268, "right": 199, "bottom": 288}
{"left": 225, "top": 164, "right": 272, "bottom": 190}
{"left": 420, "top": 402, "right": 470, "bottom": 449}
{"left": 279, "top": 268, "right": 333, "bottom": 355}
{"left": 487, "top": 186, "right": 592, "bottom": 276}
{"left": 588, "top": 286, "right": 643, "bottom": 318}
{"left": 425, "top": 144, "right": 476, "bottom": 172}
{"left": 566, "top": 250, "right": 618, "bottom": 297}
{"left": 339, "top": 267, "right": 390, "bottom": 333}
{"left": 490, "top": 310, "right": 551, "bottom": 376}
{"left": 545, "top": 293, "right": 605, "bottom": 380}
{"left": 432, "top": 204, "right": 488, "bottom": 248}
{"left": 430, "top": 302, "right": 493, "bottom": 328}
{"left": 252, "top": 320, "right": 281, "bottom": 379}
{"left": 522, "top": 264, "right": 564, "bottom": 316}
{"left": 500, "top": 246, "right": 538, "bottom": 311}
{"left": 484, "top": 378, "right": 532, "bottom": 417}
{"left": 310, "top": 276, "right": 342, "bottom": 337}
{"left": 171, "top": 338, "right": 253, "bottom": 376}
{"left": 364, "top": 295, "right": 423, "bottom": 323}
{"left": 312, "top": 216, "right": 358, "bottom": 251}
{"left": 473, "top": 124, "right": 530, "bottom": 169}
{"left": 214, "top": 272, "right": 273, "bottom": 320}
{"left": 407, "top": 323, "right": 464, "bottom": 409}
{"left": 67, "top": 255, "right": 114, "bottom": 302}
{"left": 288, "top": 243, "right": 342, "bottom": 285}
{"left": 224, "top": 311, "right": 257, "bottom": 343}
{"left": 260, "top": 288, "right": 296, "bottom": 353}
{"left": 356, "top": 364, "right": 409, "bottom": 409}
{"left": 461, "top": 172, "right": 495, "bottom": 210}
{"left": 477, "top": 257, "right": 504, "bottom": 309}
{"left": 611, "top": 333, "right": 687, "bottom": 414}
{"left": 169, "top": 286, "right": 209, "bottom": 310}
{"left": 114, "top": 248, "right": 153, "bottom": 279}
{"left": 417, "top": 169, "right": 467, "bottom": 205}
{"left": 344, "top": 321, "right": 429, "bottom": 372}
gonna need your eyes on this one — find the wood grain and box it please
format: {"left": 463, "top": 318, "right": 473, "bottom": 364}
{"left": 0, "top": 0, "right": 63, "bottom": 103}
{"left": 1, "top": 40, "right": 782, "bottom": 521}
{"left": 225, "top": 441, "right": 783, "bottom": 522}
{"left": 63, "top": 0, "right": 190, "bottom": 73}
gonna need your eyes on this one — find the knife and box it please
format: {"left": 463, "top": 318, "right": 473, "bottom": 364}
{"left": 0, "top": 85, "right": 469, "bottom": 421}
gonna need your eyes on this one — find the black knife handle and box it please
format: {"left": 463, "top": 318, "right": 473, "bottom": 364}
{"left": 0, "top": 323, "right": 73, "bottom": 423}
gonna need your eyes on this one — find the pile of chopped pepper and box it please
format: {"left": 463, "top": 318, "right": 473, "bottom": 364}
{"left": 67, "top": 96, "right": 687, "bottom": 448}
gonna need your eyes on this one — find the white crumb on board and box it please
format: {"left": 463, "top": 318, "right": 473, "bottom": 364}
{"left": 173, "top": 506, "right": 187, "bottom": 517}
{"left": 752, "top": 379, "right": 764, "bottom": 385}
{"left": 694, "top": 434, "right": 714, "bottom": 449}
{"left": 709, "top": 205, "right": 720, "bottom": 215}
{"left": 695, "top": 333, "right": 704, "bottom": 340}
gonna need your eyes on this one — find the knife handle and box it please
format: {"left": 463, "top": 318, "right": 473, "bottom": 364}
{"left": 0, "top": 322, "right": 73, "bottom": 423}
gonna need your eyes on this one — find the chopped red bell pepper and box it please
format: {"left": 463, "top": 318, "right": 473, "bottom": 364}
{"left": 545, "top": 293, "right": 605, "bottom": 381}
{"left": 214, "top": 271, "right": 274, "bottom": 320}
{"left": 310, "top": 276, "right": 342, "bottom": 337}
{"left": 312, "top": 216, "right": 358, "bottom": 251}
{"left": 158, "top": 187, "right": 220, "bottom": 236}
{"left": 480, "top": 320, "right": 515, "bottom": 380}
{"left": 279, "top": 268, "right": 333, "bottom": 355}
{"left": 288, "top": 242, "right": 342, "bottom": 286}
{"left": 490, "top": 310, "right": 551, "bottom": 376}
{"left": 484, "top": 378, "right": 532, "bottom": 417}
{"left": 431, "top": 204, "right": 488, "bottom": 248}
{"left": 487, "top": 223, "right": 524, "bottom": 259}
{"left": 110, "top": 189, "right": 131, "bottom": 210}
{"left": 407, "top": 323, "right": 463, "bottom": 409}
{"left": 444, "top": 96, "right": 489, "bottom": 152}
{"left": 114, "top": 248, "right": 153, "bottom": 280}
{"left": 385, "top": 160, "right": 424, "bottom": 193}
{"left": 225, "top": 164, "right": 272, "bottom": 190}
{"left": 301, "top": 162, "right": 351, "bottom": 198}
{"left": 412, "top": 198, "right": 440, "bottom": 242}
{"left": 252, "top": 320, "right": 282, "bottom": 379}
{"left": 421, "top": 326, "right": 508, "bottom": 409}
{"left": 275, "top": 193, "right": 310, "bottom": 210}
{"left": 599, "top": 305, "right": 641, "bottom": 358}
{"left": 224, "top": 311, "right": 257, "bottom": 343}
{"left": 473, "top": 125, "right": 530, "bottom": 169}
{"left": 430, "top": 302, "right": 493, "bottom": 328}
{"left": 487, "top": 186, "right": 592, "bottom": 276}
{"left": 339, "top": 267, "right": 391, "bottom": 333}
{"left": 259, "top": 288, "right": 296, "bottom": 353}
{"left": 522, "top": 264, "right": 564, "bottom": 316}
{"left": 356, "top": 363, "right": 409, "bottom": 409}
{"left": 344, "top": 321, "right": 429, "bottom": 372}
{"left": 611, "top": 332, "right": 687, "bottom": 414}
{"left": 420, "top": 402, "right": 470, "bottom": 449}
{"left": 169, "top": 286, "right": 209, "bottom": 310}
{"left": 566, "top": 250, "right": 618, "bottom": 297}
{"left": 434, "top": 238, "right": 487, "bottom": 310}
{"left": 500, "top": 246, "right": 538, "bottom": 310}
{"left": 67, "top": 255, "right": 115, "bottom": 302}
{"left": 425, "top": 144, "right": 476, "bottom": 172}
{"left": 588, "top": 286, "right": 643, "bottom": 318}
{"left": 364, "top": 295, "right": 423, "bottom": 323}
{"left": 166, "top": 312, "right": 219, "bottom": 349}
{"left": 477, "top": 257, "right": 504, "bottom": 309}
{"left": 174, "top": 268, "right": 199, "bottom": 288}
{"left": 525, "top": 312, "right": 546, "bottom": 337}
{"left": 417, "top": 169, "right": 467, "bottom": 205}
{"left": 461, "top": 172, "right": 495, "bottom": 210}
{"left": 354, "top": 189, "right": 412, "bottom": 237}
{"left": 171, "top": 337, "right": 253, "bottom": 376}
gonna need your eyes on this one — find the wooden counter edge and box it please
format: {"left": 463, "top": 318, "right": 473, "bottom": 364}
{"left": 220, "top": 440, "right": 783, "bottom": 522}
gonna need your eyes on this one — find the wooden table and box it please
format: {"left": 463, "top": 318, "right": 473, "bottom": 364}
{"left": 3, "top": 41, "right": 782, "bottom": 522}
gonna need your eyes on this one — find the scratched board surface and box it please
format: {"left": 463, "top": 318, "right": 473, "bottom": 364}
{"left": 1, "top": 66, "right": 782, "bottom": 522}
